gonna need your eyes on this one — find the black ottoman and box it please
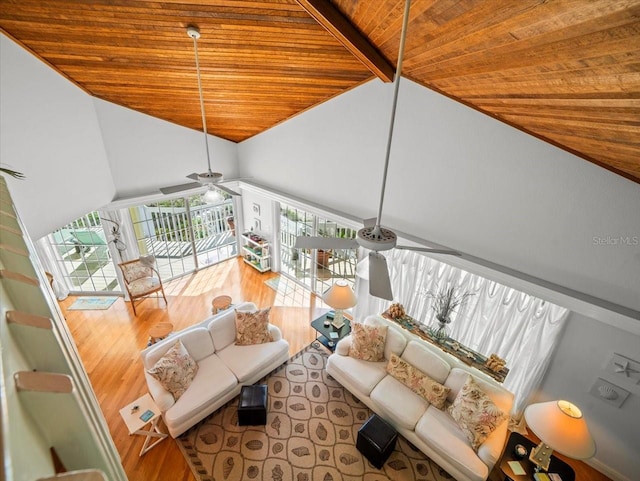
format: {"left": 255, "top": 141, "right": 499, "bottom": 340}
{"left": 357, "top": 414, "right": 398, "bottom": 469}
{"left": 238, "top": 384, "right": 268, "bottom": 426}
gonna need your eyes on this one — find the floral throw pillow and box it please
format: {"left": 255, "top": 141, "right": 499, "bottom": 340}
{"left": 349, "top": 322, "right": 387, "bottom": 362}
{"left": 235, "top": 308, "right": 273, "bottom": 345}
{"left": 386, "top": 353, "right": 450, "bottom": 409}
{"left": 147, "top": 340, "right": 198, "bottom": 401}
{"left": 448, "top": 376, "right": 507, "bottom": 450}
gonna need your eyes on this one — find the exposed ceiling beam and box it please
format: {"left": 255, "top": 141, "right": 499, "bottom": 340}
{"left": 296, "top": 0, "right": 395, "bottom": 83}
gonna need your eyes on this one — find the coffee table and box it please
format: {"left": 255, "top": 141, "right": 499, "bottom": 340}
{"left": 311, "top": 312, "right": 351, "bottom": 351}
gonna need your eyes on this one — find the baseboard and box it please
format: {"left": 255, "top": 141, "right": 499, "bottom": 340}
{"left": 586, "top": 457, "right": 631, "bottom": 481}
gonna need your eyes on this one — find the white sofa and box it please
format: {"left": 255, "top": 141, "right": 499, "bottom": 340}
{"left": 140, "top": 302, "right": 289, "bottom": 438}
{"left": 326, "top": 315, "right": 513, "bottom": 481}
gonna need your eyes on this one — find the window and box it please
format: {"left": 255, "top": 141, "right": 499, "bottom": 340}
{"left": 129, "top": 194, "right": 236, "bottom": 281}
{"left": 46, "top": 211, "right": 118, "bottom": 292}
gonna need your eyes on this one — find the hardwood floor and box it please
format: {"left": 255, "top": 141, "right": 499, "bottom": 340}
{"left": 61, "top": 258, "right": 611, "bottom": 481}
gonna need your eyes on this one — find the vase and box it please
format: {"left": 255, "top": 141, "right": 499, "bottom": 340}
{"left": 434, "top": 318, "right": 449, "bottom": 343}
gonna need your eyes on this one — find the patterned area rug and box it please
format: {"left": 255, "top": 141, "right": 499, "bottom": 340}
{"left": 177, "top": 343, "right": 453, "bottom": 481}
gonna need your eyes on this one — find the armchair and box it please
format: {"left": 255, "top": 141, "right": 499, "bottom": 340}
{"left": 118, "top": 257, "right": 167, "bottom": 316}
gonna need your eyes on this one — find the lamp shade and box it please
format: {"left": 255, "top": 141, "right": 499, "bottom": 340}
{"left": 322, "top": 280, "right": 357, "bottom": 309}
{"left": 524, "top": 400, "right": 596, "bottom": 460}
{"left": 204, "top": 186, "right": 224, "bottom": 204}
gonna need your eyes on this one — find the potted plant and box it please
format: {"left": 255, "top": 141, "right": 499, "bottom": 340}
{"left": 428, "top": 287, "right": 474, "bottom": 342}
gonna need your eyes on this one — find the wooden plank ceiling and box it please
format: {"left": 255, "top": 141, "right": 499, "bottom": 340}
{"left": 1, "top": 0, "right": 639, "bottom": 183}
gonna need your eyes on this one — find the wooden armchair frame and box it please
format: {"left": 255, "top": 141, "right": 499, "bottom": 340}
{"left": 118, "top": 258, "right": 167, "bottom": 316}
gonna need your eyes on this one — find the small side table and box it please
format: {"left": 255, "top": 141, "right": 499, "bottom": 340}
{"left": 119, "top": 393, "right": 167, "bottom": 456}
{"left": 148, "top": 322, "right": 173, "bottom": 346}
{"left": 499, "top": 432, "right": 575, "bottom": 481}
{"left": 211, "top": 295, "right": 232, "bottom": 314}
{"left": 311, "top": 313, "right": 351, "bottom": 351}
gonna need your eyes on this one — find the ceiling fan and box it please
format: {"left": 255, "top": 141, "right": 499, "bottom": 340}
{"left": 294, "top": 0, "right": 460, "bottom": 301}
{"left": 160, "top": 26, "right": 240, "bottom": 201}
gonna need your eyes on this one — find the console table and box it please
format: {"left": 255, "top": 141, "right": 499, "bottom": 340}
{"left": 381, "top": 310, "right": 509, "bottom": 383}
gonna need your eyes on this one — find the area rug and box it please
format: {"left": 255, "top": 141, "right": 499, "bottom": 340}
{"left": 177, "top": 343, "right": 453, "bottom": 481}
{"left": 67, "top": 296, "right": 118, "bottom": 310}
{"left": 264, "top": 276, "right": 280, "bottom": 292}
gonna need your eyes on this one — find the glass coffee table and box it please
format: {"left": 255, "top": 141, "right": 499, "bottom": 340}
{"left": 311, "top": 312, "right": 351, "bottom": 351}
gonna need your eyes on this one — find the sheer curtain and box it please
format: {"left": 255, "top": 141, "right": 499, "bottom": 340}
{"left": 355, "top": 248, "right": 569, "bottom": 415}
{"left": 34, "top": 238, "right": 70, "bottom": 300}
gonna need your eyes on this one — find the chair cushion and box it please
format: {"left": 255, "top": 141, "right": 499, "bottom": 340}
{"left": 128, "top": 276, "right": 160, "bottom": 296}
{"left": 349, "top": 322, "right": 387, "bottom": 361}
{"left": 146, "top": 340, "right": 198, "bottom": 400}
{"left": 415, "top": 407, "right": 489, "bottom": 481}
{"left": 235, "top": 308, "right": 273, "bottom": 345}
{"left": 448, "top": 376, "right": 508, "bottom": 450}
{"left": 402, "top": 341, "right": 451, "bottom": 383}
{"left": 163, "top": 353, "right": 237, "bottom": 428}
{"left": 386, "top": 353, "right": 450, "bottom": 410}
{"left": 370, "top": 375, "right": 428, "bottom": 430}
{"left": 216, "top": 341, "right": 289, "bottom": 383}
{"left": 327, "top": 354, "right": 387, "bottom": 396}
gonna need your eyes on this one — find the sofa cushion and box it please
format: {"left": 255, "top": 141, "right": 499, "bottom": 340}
{"left": 235, "top": 308, "right": 273, "bottom": 345}
{"left": 163, "top": 353, "right": 237, "bottom": 429}
{"left": 370, "top": 375, "right": 428, "bottom": 430}
{"left": 327, "top": 354, "right": 387, "bottom": 396}
{"left": 415, "top": 407, "right": 489, "bottom": 481}
{"left": 386, "top": 353, "right": 450, "bottom": 410}
{"left": 144, "top": 327, "right": 214, "bottom": 367}
{"left": 216, "top": 340, "right": 288, "bottom": 383}
{"left": 445, "top": 368, "right": 513, "bottom": 414}
{"left": 363, "top": 315, "right": 407, "bottom": 360}
{"left": 349, "top": 322, "right": 387, "bottom": 361}
{"left": 448, "top": 376, "right": 508, "bottom": 450}
{"left": 147, "top": 340, "right": 198, "bottom": 400}
{"left": 402, "top": 341, "right": 450, "bottom": 383}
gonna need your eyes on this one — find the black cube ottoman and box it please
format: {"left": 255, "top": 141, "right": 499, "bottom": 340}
{"left": 238, "top": 384, "right": 268, "bottom": 426}
{"left": 356, "top": 414, "right": 398, "bottom": 469}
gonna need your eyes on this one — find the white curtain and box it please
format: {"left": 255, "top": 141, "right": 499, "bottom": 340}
{"left": 355, "top": 248, "right": 569, "bottom": 416}
{"left": 34, "top": 237, "right": 70, "bottom": 300}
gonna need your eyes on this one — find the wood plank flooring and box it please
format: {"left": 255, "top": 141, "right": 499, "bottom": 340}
{"left": 61, "top": 258, "right": 611, "bottom": 481}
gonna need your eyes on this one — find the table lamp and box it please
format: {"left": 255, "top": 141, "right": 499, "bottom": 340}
{"left": 322, "top": 279, "right": 357, "bottom": 329}
{"left": 524, "top": 400, "right": 596, "bottom": 472}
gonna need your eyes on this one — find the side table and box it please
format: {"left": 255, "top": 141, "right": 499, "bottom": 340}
{"left": 212, "top": 295, "right": 232, "bottom": 314}
{"left": 499, "top": 432, "right": 575, "bottom": 481}
{"left": 119, "top": 393, "right": 167, "bottom": 456}
{"left": 311, "top": 313, "right": 351, "bottom": 351}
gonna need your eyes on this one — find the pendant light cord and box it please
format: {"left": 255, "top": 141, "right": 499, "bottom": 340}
{"left": 191, "top": 31, "right": 212, "bottom": 174}
{"left": 376, "top": 0, "right": 412, "bottom": 227}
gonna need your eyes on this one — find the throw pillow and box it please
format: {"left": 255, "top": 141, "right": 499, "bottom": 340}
{"left": 349, "top": 322, "right": 387, "bottom": 362}
{"left": 386, "top": 353, "right": 450, "bottom": 409}
{"left": 235, "top": 308, "right": 273, "bottom": 345}
{"left": 147, "top": 340, "right": 198, "bottom": 401}
{"left": 448, "top": 376, "right": 508, "bottom": 450}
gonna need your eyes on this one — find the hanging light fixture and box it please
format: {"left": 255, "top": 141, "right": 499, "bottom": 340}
{"left": 187, "top": 26, "right": 225, "bottom": 204}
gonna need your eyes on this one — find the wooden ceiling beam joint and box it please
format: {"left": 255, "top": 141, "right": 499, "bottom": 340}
{"left": 295, "top": 0, "right": 394, "bottom": 82}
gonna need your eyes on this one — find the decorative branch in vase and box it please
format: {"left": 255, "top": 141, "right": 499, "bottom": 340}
{"left": 428, "top": 287, "right": 474, "bottom": 342}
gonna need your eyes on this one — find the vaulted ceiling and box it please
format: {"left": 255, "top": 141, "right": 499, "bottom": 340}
{"left": 1, "top": 0, "right": 639, "bottom": 183}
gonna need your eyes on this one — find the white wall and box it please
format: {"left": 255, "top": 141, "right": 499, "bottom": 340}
{"left": 536, "top": 312, "right": 640, "bottom": 479}
{"left": 93, "top": 99, "right": 239, "bottom": 199}
{"left": 0, "top": 35, "right": 115, "bottom": 239}
{"left": 238, "top": 79, "right": 640, "bottom": 314}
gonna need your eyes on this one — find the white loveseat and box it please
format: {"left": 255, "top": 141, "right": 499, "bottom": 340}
{"left": 326, "top": 315, "right": 513, "bottom": 481}
{"left": 140, "top": 302, "right": 289, "bottom": 438}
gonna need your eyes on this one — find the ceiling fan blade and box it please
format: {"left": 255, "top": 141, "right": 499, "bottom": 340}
{"left": 160, "top": 181, "right": 202, "bottom": 195}
{"left": 362, "top": 217, "right": 377, "bottom": 227}
{"left": 368, "top": 252, "right": 393, "bottom": 300}
{"left": 186, "top": 173, "right": 200, "bottom": 181}
{"left": 294, "top": 236, "right": 358, "bottom": 250}
{"left": 396, "top": 245, "right": 461, "bottom": 256}
{"left": 215, "top": 184, "right": 241, "bottom": 196}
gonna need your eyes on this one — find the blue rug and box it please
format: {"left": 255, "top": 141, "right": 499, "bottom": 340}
{"left": 68, "top": 296, "right": 118, "bottom": 310}
{"left": 264, "top": 276, "right": 280, "bottom": 291}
